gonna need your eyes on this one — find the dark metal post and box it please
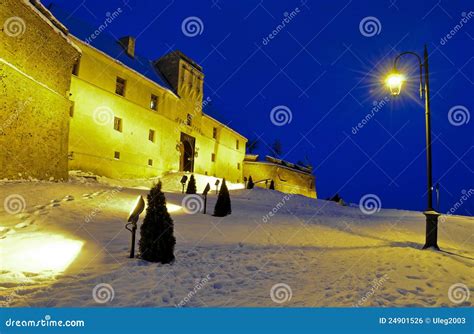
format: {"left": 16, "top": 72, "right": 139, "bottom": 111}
{"left": 423, "top": 45, "right": 433, "bottom": 211}
{"left": 421, "top": 45, "right": 440, "bottom": 250}
{"left": 203, "top": 183, "right": 210, "bottom": 214}
{"left": 391, "top": 46, "right": 440, "bottom": 250}
{"left": 129, "top": 223, "right": 137, "bottom": 258}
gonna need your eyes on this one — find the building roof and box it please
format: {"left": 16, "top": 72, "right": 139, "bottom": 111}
{"left": 47, "top": 4, "right": 172, "bottom": 90}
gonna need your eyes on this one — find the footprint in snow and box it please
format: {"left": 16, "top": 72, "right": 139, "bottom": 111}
{"left": 15, "top": 213, "right": 30, "bottom": 220}
{"left": 33, "top": 210, "right": 48, "bottom": 216}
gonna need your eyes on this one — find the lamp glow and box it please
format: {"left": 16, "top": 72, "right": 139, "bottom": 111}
{"left": 166, "top": 203, "right": 182, "bottom": 213}
{"left": 0, "top": 232, "right": 83, "bottom": 275}
{"left": 385, "top": 73, "right": 405, "bottom": 96}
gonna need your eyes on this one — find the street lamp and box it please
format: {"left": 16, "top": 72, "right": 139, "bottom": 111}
{"left": 385, "top": 72, "right": 405, "bottom": 96}
{"left": 385, "top": 45, "right": 440, "bottom": 251}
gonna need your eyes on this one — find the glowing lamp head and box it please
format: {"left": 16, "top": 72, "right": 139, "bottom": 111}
{"left": 385, "top": 72, "right": 405, "bottom": 96}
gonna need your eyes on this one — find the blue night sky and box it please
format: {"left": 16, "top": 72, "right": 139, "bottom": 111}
{"left": 44, "top": 0, "right": 473, "bottom": 215}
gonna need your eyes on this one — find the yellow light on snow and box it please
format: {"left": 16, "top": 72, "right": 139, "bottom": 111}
{"left": 166, "top": 203, "right": 182, "bottom": 213}
{"left": 0, "top": 232, "right": 83, "bottom": 274}
{"left": 385, "top": 72, "right": 405, "bottom": 96}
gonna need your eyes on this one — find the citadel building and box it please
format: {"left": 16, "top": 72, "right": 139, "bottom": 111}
{"left": 0, "top": 0, "right": 316, "bottom": 198}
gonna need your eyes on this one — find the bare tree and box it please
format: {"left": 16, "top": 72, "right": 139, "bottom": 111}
{"left": 271, "top": 139, "right": 283, "bottom": 158}
{"left": 246, "top": 138, "right": 260, "bottom": 154}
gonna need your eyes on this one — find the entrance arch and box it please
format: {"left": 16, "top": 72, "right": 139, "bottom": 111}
{"left": 180, "top": 132, "right": 195, "bottom": 172}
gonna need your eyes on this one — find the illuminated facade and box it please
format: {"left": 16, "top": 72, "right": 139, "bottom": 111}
{"left": 68, "top": 37, "right": 247, "bottom": 182}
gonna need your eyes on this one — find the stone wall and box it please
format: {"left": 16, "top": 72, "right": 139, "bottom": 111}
{"left": 243, "top": 161, "right": 317, "bottom": 198}
{"left": 0, "top": 0, "right": 80, "bottom": 180}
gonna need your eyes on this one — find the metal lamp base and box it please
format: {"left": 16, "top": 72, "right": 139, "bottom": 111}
{"left": 422, "top": 210, "right": 441, "bottom": 251}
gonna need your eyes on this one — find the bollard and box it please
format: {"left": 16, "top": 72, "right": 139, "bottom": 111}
{"left": 202, "top": 183, "right": 210, "bottom": 214}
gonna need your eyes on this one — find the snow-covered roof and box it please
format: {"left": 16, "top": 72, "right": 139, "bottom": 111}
{"left": 48, "top": 4, "right": 171, "bottom": 90}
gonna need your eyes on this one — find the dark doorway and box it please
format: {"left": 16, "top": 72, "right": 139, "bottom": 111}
{"left": 180, "top": 132, "right": 195, "bottom": 172}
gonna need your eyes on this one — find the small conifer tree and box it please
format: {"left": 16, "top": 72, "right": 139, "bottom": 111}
{"left": 214, "top": 178, "right": 231, "bottom": 217}
{"left": 139, "top": 182, "right": 176, "bottom": 263}
{"left": 269, "top": 180, "right": 275, "bottom": 190}
{"left": 247, "top": 176, "right": 254, "bottom": 189}
{"left": 185, "top": 174, "right": 197, "bottom": 194}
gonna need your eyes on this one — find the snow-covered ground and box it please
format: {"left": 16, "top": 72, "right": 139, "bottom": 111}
{"left": 0, "top": 172, "right": 472, "bottom": 307}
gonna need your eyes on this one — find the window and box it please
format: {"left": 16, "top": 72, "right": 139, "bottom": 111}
{"left": 150, "top": 94, "right": 158, "bottom": 110}
{"left": 211, "top": 153, "right": 215, "bottom": 162}
{"left": 236, "top": 140, "right": 240, "bottom": 150}
{"left": 148, "top": 129, "right": 155, "bottom": 142}
{"left": 114, "top": 117, "right": 122, "bottom": 132}
{"left": 114, "top": 151, "right": 120, "bottom": 160}
{"left": 212, "top": 127, "right": 217, "bottom": 139}
{"left": 237, "top": 162, "right": 241, "bottom": 170}
{"left": 148, "top": 159, "right": 153, "bottom": 166}
{"left": 186, "top": 113, "right": 193, "bottom": 126}
{"left": 115, "top": 77, "right": 126, "bottom": 96}
{"left": 72, "top": 59, "right": 80, "bottom": 76}
{"left": 69, "top": 102, "right": 74, "bottom": 117}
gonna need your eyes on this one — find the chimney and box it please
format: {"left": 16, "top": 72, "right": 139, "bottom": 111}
{"left": 119, "top": 36, "right": 135, "bottom": 58}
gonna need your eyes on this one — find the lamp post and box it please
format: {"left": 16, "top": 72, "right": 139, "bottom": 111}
{"left": 385, "top": 45, "right": 440, "bottom": 251}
